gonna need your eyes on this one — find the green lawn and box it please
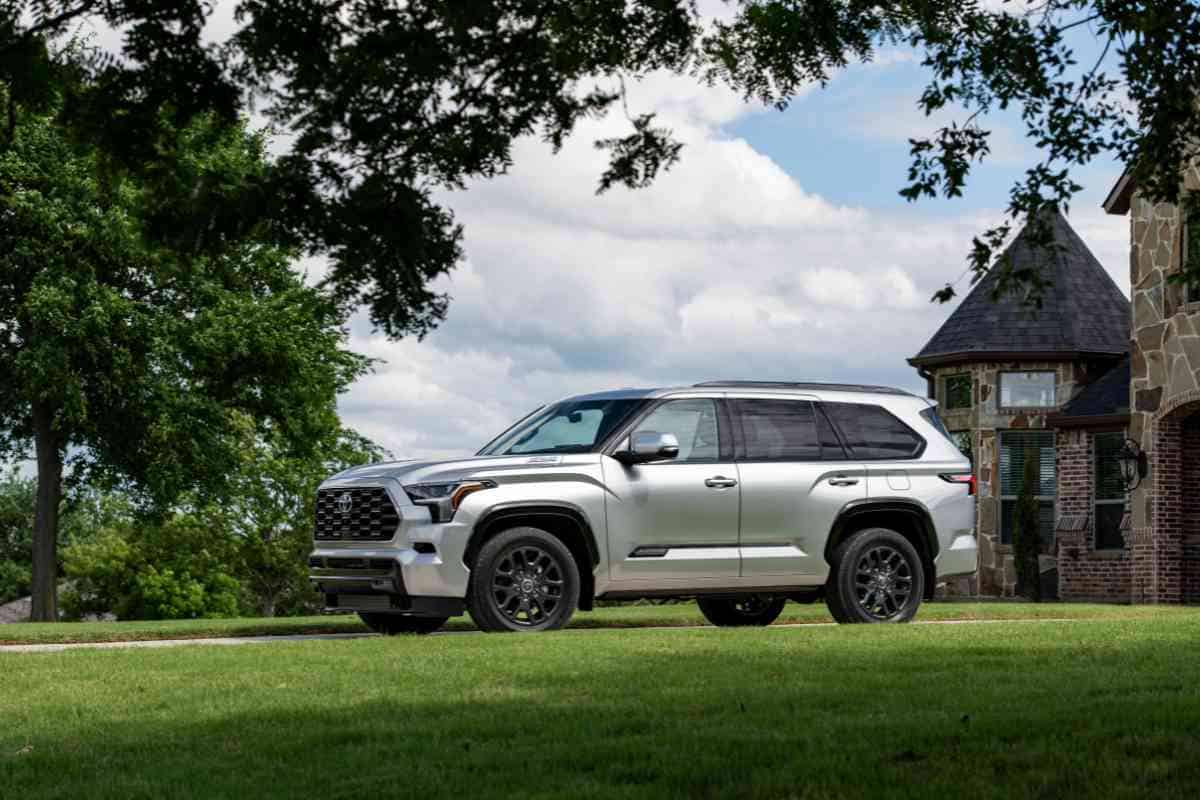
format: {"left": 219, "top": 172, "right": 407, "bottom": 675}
{"left": 0, "top": 600, "right": 1181, "bottom": 645}
{"left": 3, "top": 608, "right": 1200, "bottom": 798}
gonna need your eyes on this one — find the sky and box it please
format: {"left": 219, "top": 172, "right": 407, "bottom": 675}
{"left": 73, "top": 2, "right": 1133, "bottom": 464}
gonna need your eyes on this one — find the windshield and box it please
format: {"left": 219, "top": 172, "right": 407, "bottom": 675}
{"left": 478, "top": 399, "right": 645, "bottom": 456}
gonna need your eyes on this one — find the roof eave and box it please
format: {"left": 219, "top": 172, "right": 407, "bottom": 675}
{"left": 907, "top": 349, "right": 1128, "bottom": 369}
{"left": 1103, "top": 172, "right": 1134, "bottom": 215}
{"left": 1045, "top": 412, "right": 1130, "bottom": 429}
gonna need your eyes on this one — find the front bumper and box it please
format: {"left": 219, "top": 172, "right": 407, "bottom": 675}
{"left": 309, "top": 552, "right": 467, "bottom": 617}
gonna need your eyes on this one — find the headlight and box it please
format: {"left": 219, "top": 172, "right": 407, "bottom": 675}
{"left": 404, "top": 480, "right": 496, "bottom": 523}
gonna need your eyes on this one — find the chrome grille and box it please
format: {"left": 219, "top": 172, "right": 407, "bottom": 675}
{"left": 314, "top": 487, "right": 400, "bottom": 541}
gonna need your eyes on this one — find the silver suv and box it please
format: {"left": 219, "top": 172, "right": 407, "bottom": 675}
{"left": 309, "top": 381, "right": 976, "bottom": 633}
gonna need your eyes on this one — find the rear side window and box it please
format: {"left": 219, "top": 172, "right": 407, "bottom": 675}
{"left": 823, "top": 403, "right": 925, "bottom": 460}
{"left": 734, "top": 399, "right": 822, "bottom": 460}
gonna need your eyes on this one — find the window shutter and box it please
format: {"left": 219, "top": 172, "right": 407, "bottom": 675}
{"left": 1094, "top": 433, "right": 1126, "bottom": 501}
{"left": 999, "top": 431, "right": 1055, "bottom": 497}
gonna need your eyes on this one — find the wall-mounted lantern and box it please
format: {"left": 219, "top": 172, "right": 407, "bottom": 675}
{"left": 1117, "top": 438, "right": 1149, "bottom": 492}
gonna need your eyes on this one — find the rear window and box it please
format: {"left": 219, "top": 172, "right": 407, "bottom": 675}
{"left": 822, "top": 402, "right": 925, "bottom": 460}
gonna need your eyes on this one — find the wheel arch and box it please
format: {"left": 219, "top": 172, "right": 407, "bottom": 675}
{"left": 825, "top": 500, "right": 939, "bottom": 600}
{"left": 466, "top": 504, "right": 600, "bottom": 611}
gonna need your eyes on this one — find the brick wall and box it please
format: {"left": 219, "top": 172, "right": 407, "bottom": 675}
{"left": 1182, "top": 416, "right": 1200, "bottom": 603}
{"left": 1056, "top": 429, "right": 1132, "bottom": 602}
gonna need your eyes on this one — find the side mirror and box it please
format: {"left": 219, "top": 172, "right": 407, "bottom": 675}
{"left": 615, "top": 431, "right": 680, "bottom": 465}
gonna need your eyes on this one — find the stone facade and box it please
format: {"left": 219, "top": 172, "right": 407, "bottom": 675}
{"left": 1054, "top": 428, "right": 1132, "bottom": 602}
{"left": 1125, "top": 185, "right": 1200, "bottom": 604}
{"left": 928, "top": 360, "right": 1100, "bottom": 596}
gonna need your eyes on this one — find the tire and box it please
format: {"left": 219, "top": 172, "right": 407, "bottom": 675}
{"left": 697, "top": 595, "right": 787, "bottom": 627}
{"left": 358, "top": 612, "right": 448, "bottom": 635}
{"left": 466, "top": 526, "right": 581, "bottom": 633}
{"left": 825, "top": 527, "right": 925, "bottom": 624}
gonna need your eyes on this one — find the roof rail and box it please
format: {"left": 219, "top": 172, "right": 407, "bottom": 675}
{"left": 692, "top": 380, "right": 912, "bottom": 396}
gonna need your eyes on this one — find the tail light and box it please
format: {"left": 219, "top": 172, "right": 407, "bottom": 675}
{"left": 940, "top": 472, "right": 976, "bottom": 496}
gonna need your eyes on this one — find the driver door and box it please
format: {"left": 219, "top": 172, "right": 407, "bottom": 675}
{"left": 601, "top": 397, "right": 741, "bottom": 588}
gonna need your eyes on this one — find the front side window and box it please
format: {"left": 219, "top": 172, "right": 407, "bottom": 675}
{"left": 631, "top": 399, "right": 721, "bottom": 463}
{"left": 479, "top": 399, "right": 643, "bottom": 455}
{"left": 942, "top": 373, "right": 973, "bottom": 410}
{"left": 823, "top": 403, "right": 925, "bottom": 460}
{"left": 999, "top": 371, "right": 1057, "bottom": 409}
{"left": 1094, "top": 432, "right": 1127, "bottom": 550}
{"left": 998, "top": 430, "right": 1056, "bottom": 549}
{"left": 735, "top": 399, "right": 821, "bottom": 460}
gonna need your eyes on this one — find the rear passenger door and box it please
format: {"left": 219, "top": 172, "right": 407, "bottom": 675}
{"left": 821, "top": 402, "right": 927, "bottom": 502}
{"left": 732, "top": 397, "right": 866, "bottom": 581}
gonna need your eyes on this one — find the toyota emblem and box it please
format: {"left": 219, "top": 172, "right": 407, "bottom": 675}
{"left": 336, "top": 492, "right": 353, "bottom": 514}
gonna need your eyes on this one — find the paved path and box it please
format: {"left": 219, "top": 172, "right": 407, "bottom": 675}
{"left": 0, "top": 617, "right": 1077, "bottom": 654}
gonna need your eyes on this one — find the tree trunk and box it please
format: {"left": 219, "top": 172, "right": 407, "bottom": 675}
{"left": 30, "top": 400, "right": 63, "bottom": 622}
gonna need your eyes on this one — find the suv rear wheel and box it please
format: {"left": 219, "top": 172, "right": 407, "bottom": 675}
{"left": 697, "top": 595, "right": 787, "bottom": 627}
{"left": 358, "top": 612, "right": 448, "bottom": 635}
{"left": 467, "top": 526, "right": 581, "bottom": 633}
{"left": 825, "top": 527, "right": 924, "bottom": 624}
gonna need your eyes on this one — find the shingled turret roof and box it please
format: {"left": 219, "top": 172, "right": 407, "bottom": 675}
{"left": 909, "top": 210, "right": 1130, "bottom": 368}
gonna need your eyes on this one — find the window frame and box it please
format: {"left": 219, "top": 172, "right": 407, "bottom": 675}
{"left": 998, "top": 370, "right": 1059, "bottom": 410}
{"left": 820, "top": 401, "right": 927, "bottom": 462}
{"left": 605, "top": 397, "right": 732, "bottom": 463}
{"left": 1093, "top": 431, "right": 1127, "bottom": 551}
{"left": 1183, "top": 213, "right": 1200, "bottom": 304}
{"left": 941, "top": 373, "right": 973, "bottom": 411}
{"left": 997, "top": 430, "right": 1056, "bottom": 548}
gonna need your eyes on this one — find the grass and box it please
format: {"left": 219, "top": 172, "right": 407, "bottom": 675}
{"left": 0, "top": 600, "right": 1182, "bottom": 645}
{"left": 2, "top": 608, "right": 1200, "bottom": 799}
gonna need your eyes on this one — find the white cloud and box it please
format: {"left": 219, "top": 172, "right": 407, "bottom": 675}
{"left": 335, "top": 69, "right": 1129, "bottom": 460}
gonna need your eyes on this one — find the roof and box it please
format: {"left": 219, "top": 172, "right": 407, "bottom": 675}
{"left": 693, "top": 381, "right": 911, "bottom": 396}
{"left": 1048, "top": 357, "right": 1131, "bottom": 427}
{"left": 909, "top": 209, "right": 1130, "bottom": 368}
{"left": 1104, "top": 172, "right": 1134, "bottom": 215}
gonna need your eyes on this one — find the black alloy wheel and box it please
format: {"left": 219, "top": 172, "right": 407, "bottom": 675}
{"left": 467, "top": 526, "right": 580, "bottom": 632}
{"left": 358, "top": 612, "right": 448, "bottom": 635}
{"left": 825, "top": 527, "right": 925, "bottom": 624}
{"left": 697, "top": 594, "right": 787, "bottom": 627}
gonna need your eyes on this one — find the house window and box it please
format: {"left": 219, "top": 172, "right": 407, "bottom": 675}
{"left": 949, "top": 430, "right": 973, "bottom": 465}
{"left": 1185, "top": 213, "right": 1200, "bottom": 304}
{"left": 999, "top": 371, "right": 1057, "bottom": 409}
{"left": 998, "top": 430, "right": 1055, "bottom": 549}
{"left": 941, "top": 373, "right": 972, "bottom": 410}
{"left": 1094, "top": 432, "right": 1127, "bottom": 550}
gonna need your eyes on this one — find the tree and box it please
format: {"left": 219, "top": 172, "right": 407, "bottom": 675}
{"left": 0, "top": 96, "right": 369, "bottom": 620}
{"left": 4, "top": 2, "right": 1200, "bottom": 310}
{"left": 1012, "top": 448, "right": 1042, "bottom": 602}
{"left": 214, "top": 418, "right": 385, "bottom": 617}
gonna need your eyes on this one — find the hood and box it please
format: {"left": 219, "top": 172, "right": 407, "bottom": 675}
{"left": 324, "top": 453, "right": 600, "bottom": 488}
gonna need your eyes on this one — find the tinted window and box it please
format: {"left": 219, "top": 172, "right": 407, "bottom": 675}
{"left": 823, "top": 403, "right": 924, "bottom": 460}
{"left": 632, "top": 399, "right": 720, "bottom": 462}
{"left": 736, "top": 399, "right": 821, "bottom": 460}
{"left": 480, "top": 399, "right": 643, "bottom": 455}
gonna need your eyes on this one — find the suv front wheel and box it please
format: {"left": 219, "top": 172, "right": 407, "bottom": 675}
{"left": 697, "top": 595, "right": 787, "bottom": 627}
{"left": 825, "top": 527, "right": 924, "bottom": 624}
{"left": 467, "top": 526, "right": 581, "bottom": 632}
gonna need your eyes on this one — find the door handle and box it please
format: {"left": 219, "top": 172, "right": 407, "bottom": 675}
{"left": 704, "top": 476, "right": 738, "bottom": 489}
{"left": 828, "top": 476, "right": 860, "bottom": 487}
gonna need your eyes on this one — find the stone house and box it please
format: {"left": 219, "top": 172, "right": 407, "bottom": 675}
{"left": 908, "top": 210, "right": 1131, "bottom": 597}
{"left": 1104, "top": 171, "right": 1200, "bottom": 603}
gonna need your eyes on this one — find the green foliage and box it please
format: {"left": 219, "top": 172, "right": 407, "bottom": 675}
{"left": 0, "top": 469, "right": 34, "bottom": 603}
{"left": 61, "top": 514, "right": 243, "bottom": 621}
{"left": 1012, "top": 448, "right": 1042, "bottom": 602}
{"left": 5, "top": 3, "right": 1200, "bottom": 310}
